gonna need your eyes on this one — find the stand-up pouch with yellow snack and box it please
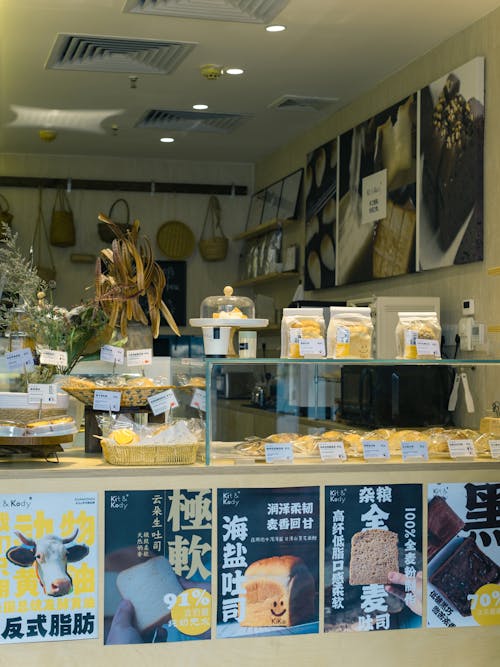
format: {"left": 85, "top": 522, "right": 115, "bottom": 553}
{"left": 281, "top": 308, "right": 325, "bottom": 358}
{"left": 395, "top": 311, "right": 441, "bottom": 359}
{"left": 327, "top": 306, "right": 373, "bottom": 359}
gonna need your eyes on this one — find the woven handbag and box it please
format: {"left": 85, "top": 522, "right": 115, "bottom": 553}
{"left": 198, "top": 195, "right": 228, "bottom": 261}
{"left": 33, "top": 189, "right": 56, "bottom": 283}
{"left": 98, "top": 198, "right": 132, "bottom": 243}
{"left": 50, "top": 188, "right": 75, "bottom": 247}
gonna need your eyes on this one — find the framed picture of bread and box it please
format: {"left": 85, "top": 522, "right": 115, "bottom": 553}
{"left": 419, "top": 57, "right": 484, "bottom": 271}
{"left": 304, "top": 137, "right": 338, "bottom": 290}
{"left": 216, "top": 486, "right": 320, "bottom": 638}
{"left": 261, "top": 179, "right": 283, "bottom": 224}
{"left": 104, "top": 489, "right": 212, "bottom": 644}
{"left": 278, "top": 168, "right": 303, "bottom": 221}
{"left": 336, "top": 95, "right": 417, "bottom": 286}
{"left": 324, "top": 483, "right": 423, "bottom": 633}
{"left": 427, "top": 482, "right": 500, "bottom": 628}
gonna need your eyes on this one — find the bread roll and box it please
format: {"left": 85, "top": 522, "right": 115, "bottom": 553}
{"left": 240, "top": 555, "right": 315, "bottom": 627}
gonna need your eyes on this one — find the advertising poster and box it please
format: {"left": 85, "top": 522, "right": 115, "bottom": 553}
{"left": 304, "top": 138, "right": 338, "bottom": 290}
{"left": 104, "top": 489, "right": 212, "bottom": 644}
{"left": 324, "top": 484, "right": 422, "bottom": 633}
{"left": 0, "top": 491, "right": 98, "bottom": 644}
{"left": 427, "top": 482, "right": 500, "bottom": 628}
{"left": 419, "top": 57, "right": 484, "bottom": 271}
{"left": 217, "top": 486, "right": 320, "bottom": 638}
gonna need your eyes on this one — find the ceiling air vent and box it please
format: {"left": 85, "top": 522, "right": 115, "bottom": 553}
{"left": 135, "top": 109, "right": 249, "bottom": 133}
{"left": 269, "top": 95, "right": 340, "bottom": 111}
{"left": 123, "top": 0, "right": 289, "bottom": 24}
{"left": 46, "top": 33, "right": 196, "bottom": 74}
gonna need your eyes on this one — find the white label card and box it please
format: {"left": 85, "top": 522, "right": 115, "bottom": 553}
{"left": 39, "top": 349, "right": 68, "bottom": 368}
{"left": 318, "top": 441, "right": 346, "bottom": 461}
{"left": 93, "top": 389, "right": 121, "bottom": 412}
{"left": 126, "top": 348, "right": 152, "bottom": 367}
{"left": 265, "top": 443, "right": 294, "bottom": 463}
{"left": 190, "top": 388, "right": 206, "bottom": 412}
{"left": 489, "top": 439, "right": 500, "bottom": 459}
{"left": 27, "top": 383, "right": 58, "bottom": 405}
{"left": 362, "top": 169, "right": 387, "bottom": 224}
{"left": 401, "top": 440, "right": 429, "bottom": 461}
{"left": 299, "top": 338, "right": 326, "bottom": 356}
{"left": 448, "top": 439, "right": 475, "bottom": 458}
{"left": 5, "top": 348, "right": 34, "bottom": 371}
{"left": 147, "top": 389, "right": 178, "bottom": 416}
{"left": 416, "top": 339, "right": 440, "bottom": 357}
{"left": 100, "top": 345, "right": 125, "bottom": 365}
{"left": 362, "top": 439, "right": 390, "bottom": 460}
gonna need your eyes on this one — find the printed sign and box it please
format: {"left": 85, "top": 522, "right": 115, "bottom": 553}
{"left": 324, "top": 484, "right": 423, "bottom": 633}
{"left": 5, "top": 348, "right": 34, "bottom": 372}
{"left": 427, "top": 482, "right": 500, "bottom": 628}
{"left": 126, "top": 349, "right": 152, "bottom": 367}
{"left": 39, "top": 350, "right": 68, "bottom": 368}
{"left": 93, "top": 390, "right": 121, "bottom": 412}
{"left": 0, "top": 492, "right": 98, "bottom": 644}
{"left": 100, "top": 345, "right": 125, "bottom": 365}
{"left": 147, "top": 389, "right": 178, "bottom": 416}
{"left": 217, "top": 486, "right": 320, "bottom": 639}
{"left": 104, "top": 489, "right": 212, "bottom": 644}
{"left": 362, "top": 169, "right": 387, "bottom": 224}
{"left": 27, "top": 383, "right": 57, "bottom": 405}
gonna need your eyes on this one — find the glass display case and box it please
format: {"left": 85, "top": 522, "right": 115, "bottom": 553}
{"left": 200, "top": 357, "right": 500, "bottom": 465}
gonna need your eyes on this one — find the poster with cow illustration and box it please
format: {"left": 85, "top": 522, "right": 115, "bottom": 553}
{"left": 0, "top": 492, "right": 98, "bottom": 644}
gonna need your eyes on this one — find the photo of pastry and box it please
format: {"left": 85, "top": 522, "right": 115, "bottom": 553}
{"left": 419, "top": 57, "right": 484, "bottom": 270}
{"left": 427, "top": 482, "right": 500, "bottom": 628}
{"left": 217, "top": 486, "right": 320, "bottom": 638}
{"left": 337, "top": 95, "right": 417, "bottom": 286}
{"left": 304, "top": 138, "right": 337, "bottom": 289}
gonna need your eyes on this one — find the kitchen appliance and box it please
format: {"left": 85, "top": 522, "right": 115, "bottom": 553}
{"left": 340, "top": 364, "right": 455, "bottom": 427}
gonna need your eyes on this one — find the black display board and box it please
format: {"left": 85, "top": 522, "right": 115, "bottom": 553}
{"left": 157, "top": 260, "right": 187, "bottom": 326}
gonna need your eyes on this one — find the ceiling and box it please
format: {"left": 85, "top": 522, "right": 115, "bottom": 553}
{"left": 1, "top": 0, "right": 499, "bottom": 165}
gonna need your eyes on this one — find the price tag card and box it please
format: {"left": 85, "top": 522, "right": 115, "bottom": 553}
{"left": 299, "top": 338, "right": 326, "bottom": 357}
{"left": 362, "top": 439, "right": 390, "bottom": 460}
{"left": 265, "top": 443, "right": 294, "bottom": 463}
{"left": 27, "top": 383, "right": 57, "bottom": 405}
{"left": 39, "top": 349, "right": 68, "bottom": 368}
{"left": 416, "top": 338, "right": 440, "bottom": 358}
{"left": 401, "top": 440, "right": 429, "bottom": 461}
{"left": 318, "top": 441, "right": 347, "bottom": 461}
{"left": 448, "top": 439, "right": 475, "bottom": 458}
{"left": 5, "top": 348, "right": 34, "bottom": 371}
{"left": 93, "top": 389, "right": 121, "bottom": 412}
{"left": 489, "top": 439, "right": 500, "bottom": 459}
{"left": 147, "top": 389, "right": 179, "bottom": 416}
{"left": 190, "top": 388, "right": 206, "bottom": 412}
{"left": 126, "top": 348, "right": 152, "bottom": 367}
{"left": 100, "top": 345, "right": 125, "bottom": 365}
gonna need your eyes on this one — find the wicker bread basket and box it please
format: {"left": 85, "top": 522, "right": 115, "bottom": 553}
{"left": 61, "top": 385, "right": 174, "bottom": 407}
{"left": 0, "top": 407, "right": 66, "bottom": 422}
{"left": 101, "top": 440, "right": 199, "bottom": 466}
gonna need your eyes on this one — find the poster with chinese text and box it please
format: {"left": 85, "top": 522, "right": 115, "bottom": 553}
{"left": 324, "top": 484, "right": 422, "bottom": 633}
{"left": 427, "top": 482, "right": 500, "bottom": 628}
{"left": 0, "top": 492, "right": 98, "bottom": 644}
{"left": 104, "top": 489, "right": 212, "bottom": 644}
{"left": 217, "top": 486, "right": 320, "bottom": 638}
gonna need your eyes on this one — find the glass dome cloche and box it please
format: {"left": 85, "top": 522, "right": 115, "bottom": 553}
{"left": 200, "top": 286, "right": 255, "bottom": 320}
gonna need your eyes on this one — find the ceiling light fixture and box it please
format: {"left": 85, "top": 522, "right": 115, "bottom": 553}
{"left": 193, "top": 104, "right": 208, "bottom": 110}
{"left": 225, "top": 67, "right": 244, "bottom": 76}
{"left": 160, "top": 137, "right": 175, "bottom": 143}
{"left": 266, "top": 24, "right": 286, "bottom": 32}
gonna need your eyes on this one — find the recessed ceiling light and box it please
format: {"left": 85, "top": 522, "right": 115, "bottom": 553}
{"left": 225, "top": 67, "right": 244, "bottom": 76}
{"left": 266, "top": 25, "right": 286, "bottom": 32}
{"left": 193, "top": 104, "right": 208, "bottom": 110}
{"left": 160, "top": 137, "right": 175, "bottom": 143}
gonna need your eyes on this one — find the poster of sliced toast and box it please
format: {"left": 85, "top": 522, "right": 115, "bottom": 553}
{"left": 427, "top": 482, "right": 500, "bottom": 628}
{"left": 419, "top": 57, "right": 484, "bottom": 270}
{"left": 304, "top": 138, "right": 338, "bottom": 289}
{"left": 324, "top": 484, "right": 423, "bottom": 632}
{"left": 336, "top": 96, "right": 417, "bottom": 286}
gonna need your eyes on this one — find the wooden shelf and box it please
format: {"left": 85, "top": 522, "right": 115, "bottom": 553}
{"left": 233, "top": 271, "right": 300, "bottom": 288}
{"left": 233, "top": 218, "right": 296, "bottom": 241}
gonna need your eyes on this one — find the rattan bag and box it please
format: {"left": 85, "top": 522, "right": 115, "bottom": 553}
{"left": 198, "top": 195, "right": 228, "bottom": 261}
{"left": 50, "top": 188, "right": 76, "bottom": 247}
{"left": 98, "top": 198, "right": 132, "bottom": 243}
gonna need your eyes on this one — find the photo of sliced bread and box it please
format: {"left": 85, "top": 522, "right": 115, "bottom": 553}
{"left": 116, "top": 556, "right": 183, "bottom": 634}
{"left": 349, "top": 529, "right": 399, "bottom": 585}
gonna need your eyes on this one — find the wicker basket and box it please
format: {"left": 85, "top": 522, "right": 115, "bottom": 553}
{"left": 61, "top": 385, "right": 174, "bottom": 407}
{"left": 198, "top": 196, "right": 228, "bottom": 261}
{"left": 101, "top": 441, "right": 199, "bottom": 466}
{"left": 199, "top": 236, "right": 229, "bottom": 261}
{"left": 0, "top": 407, "right": 66, "bottom": 423}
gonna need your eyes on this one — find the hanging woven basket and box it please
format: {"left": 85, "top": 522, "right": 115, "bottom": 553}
{"left": 98, "top": 198, "right": 132, "bottom": 243}
{"left": 198, "top": 195, "right": 228, "bottom": 261}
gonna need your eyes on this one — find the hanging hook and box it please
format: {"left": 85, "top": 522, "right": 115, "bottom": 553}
{"left": 230, "top": 183, "right": 235, "bottom": 198}
{"left": 66, "top": 177, "right": 72, "bottom": 193}
{"left": 150, "top": 181, "right": 155, "bottom": 196}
